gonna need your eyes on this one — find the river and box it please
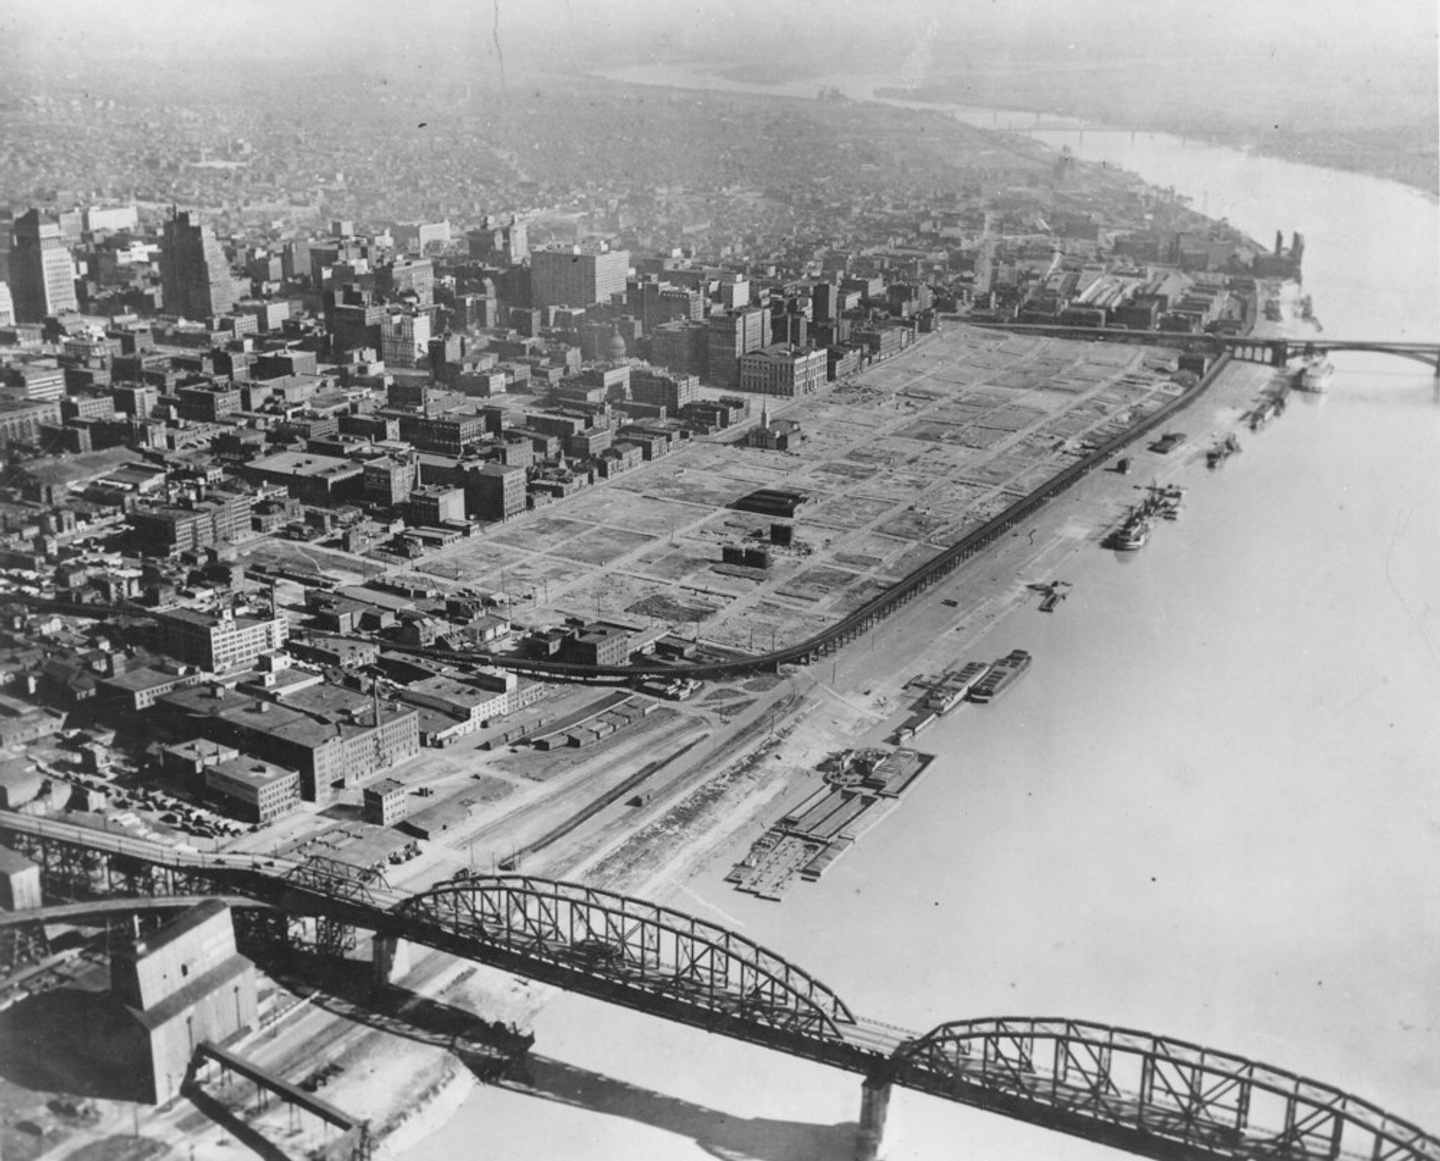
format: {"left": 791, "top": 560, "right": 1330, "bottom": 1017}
{"left": 403, "top": 65, "right": 1440, "bottom": 1160}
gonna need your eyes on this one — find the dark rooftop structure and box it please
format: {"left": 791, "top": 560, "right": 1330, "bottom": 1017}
{"left": 728, "top": 487, "right": 810, "bottom": 518}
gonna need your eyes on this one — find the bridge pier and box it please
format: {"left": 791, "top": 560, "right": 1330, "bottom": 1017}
{"left": 371, "top": 934, "right": 411, "bottom": 989}
{"left": 853, "top": 1076, "right": 892, "bottom": 1161}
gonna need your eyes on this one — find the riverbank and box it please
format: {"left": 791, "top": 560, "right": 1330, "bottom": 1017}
{"left": 404, "top": 60, "right": 1438, "bottom": 1160}
{"left": 869, "top": 85, "right": 1438, "bottom": 199}
{"left": 598, "top": 62, "right": 1439, "bottom": 201}
{"left": 560, "top": 347, "right": 1284, "bottom": 908}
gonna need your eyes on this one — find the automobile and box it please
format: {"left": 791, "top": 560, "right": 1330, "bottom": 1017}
{"left": 941, "top": 599, "right": 959, "bottom": 607}
{"left": 571, "top": 938, "right": 622, "bottom": 964}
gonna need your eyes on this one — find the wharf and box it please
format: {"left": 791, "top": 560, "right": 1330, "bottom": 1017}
{"left": 892, "top": 661, "right": 991, "bottom": 742}
{"left": 725, "top": 749, "right": 931, "bottom": 901}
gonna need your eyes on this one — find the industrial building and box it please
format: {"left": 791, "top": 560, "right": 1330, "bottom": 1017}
{"left": 0, "top": 846, "right": 42, "bottom": 911}
{"left": 109, "top": 901, "right": 258, "bottom": 1104}
{"left": 152, "top": 607, "right": 289, "bottom": 673}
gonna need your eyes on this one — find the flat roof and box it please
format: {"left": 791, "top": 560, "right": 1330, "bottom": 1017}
{"left": 209, "top": 757, "right": 296, "bottom": 788}
{"left": 248, "top": 451, "right": 360, "bottom": 478}
{"left": 135, "top": 897, "right": 230, "bottom": 955}
{"left": 103, "top": 665, "right": 191, "bottom": 692}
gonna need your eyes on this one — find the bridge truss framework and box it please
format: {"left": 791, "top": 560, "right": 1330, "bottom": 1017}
{"left": 0, "top": 815, "right": 1436, "bottom": 1161}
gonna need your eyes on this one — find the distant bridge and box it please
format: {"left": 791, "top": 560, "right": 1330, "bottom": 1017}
{"left": 969, "top": 322, "right": 1440, "bottom": 374}
{"left": 3, "top": 812, "right": 1436, "bottom": 1161}
{"left": 1221, "top": 337, "right": 1440, "bottom": 372}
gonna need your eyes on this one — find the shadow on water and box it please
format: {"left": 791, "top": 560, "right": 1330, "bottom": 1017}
{"left": 506, "top": 1054, "right": 858, "bottom": 1161}
{"left": 266, "top": 956, "right": 857, "bottom": 1161}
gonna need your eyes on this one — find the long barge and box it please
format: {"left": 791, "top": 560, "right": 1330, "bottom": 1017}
{"left": 893, "top": 661, "right": 993, "bottom": 741}
{"left": 967, "top": 649, "right": 1032, "bottom": 704}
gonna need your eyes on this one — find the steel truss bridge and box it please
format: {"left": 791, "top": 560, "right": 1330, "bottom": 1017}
{"left": 967, "top": 322, "right": 1440, "bottom": 374}
{"left": 2, "top": 813, "right": 1435, "bottom": 1161}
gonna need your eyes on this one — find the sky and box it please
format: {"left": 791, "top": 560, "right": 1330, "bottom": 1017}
{"left": 3, "top": 0, "right": 1434, "bottom": 64}
{"left": 1, "top": 0, "right": 1436, "bottom": 130}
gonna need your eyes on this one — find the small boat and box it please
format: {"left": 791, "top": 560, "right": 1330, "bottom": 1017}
{"left": 1207, "top": 433, "right": 1242, "bottom": 468}
{"left": 1249, "top": 398, "right": 1281, "bottom": 430}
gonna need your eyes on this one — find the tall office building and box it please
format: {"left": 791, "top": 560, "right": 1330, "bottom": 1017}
{"left": 381, "top": 307, "right": 432, "bottom": 369}
{"left": 626, "top": 276, "right": 704, "bottom": 331}
{"left": 706, "top": 306, "right": 769, "bottom": 388}
{"left": 9, "top": 209, "right": 78, "bottom": 322}
{"left": 652, "top": 320, "right": 709, "bottom": 378}
{"left": 530, "top": 244, "right": 630, "bottom": 309}
{"left": 160, "top": 210, "right": 234, "bottom": 320}
{"left": 468, "top": 214, "right": 529, "bottom": 265}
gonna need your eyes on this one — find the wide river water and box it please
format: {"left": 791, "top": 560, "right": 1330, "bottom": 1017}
{"left": 405, "top": 66, "right": 1440, "bottom": 1160}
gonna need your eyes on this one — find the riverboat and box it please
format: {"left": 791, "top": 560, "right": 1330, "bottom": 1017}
{"left": 1106, "top": 518, "right": 1152, "bottom": 551}
{"left": 1294, "top": 356, "right": 1334, "bottom": 393}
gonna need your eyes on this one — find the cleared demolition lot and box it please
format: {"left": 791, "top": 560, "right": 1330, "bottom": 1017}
{"left": 421, "top": 325, "right": 1185, "bottom": 654}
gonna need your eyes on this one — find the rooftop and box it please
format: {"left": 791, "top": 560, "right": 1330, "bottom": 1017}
{"left": 209, "top": 756, "right": 296, "bottom": 788}
{"left": 248, "top": 451, "right": 361, "bottom": 478}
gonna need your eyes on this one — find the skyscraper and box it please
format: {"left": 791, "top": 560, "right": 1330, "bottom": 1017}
{"left": 9, "top": 209, "right": 78, "bottom": 322}
{"left": 706, "top": 306, "right": 769, "bottom": 388}
{"left": 160, "top": 210, "right": 234, "bottom": 320}
{"left": 530, "top": 244, "right": 630, "bottom": 309}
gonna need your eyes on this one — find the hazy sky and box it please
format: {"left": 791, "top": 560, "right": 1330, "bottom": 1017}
{"left": 4, "top": 0, "right": 1434, "bottom": 64}
{"left": 2, "top": 0, "right": 1435, "bottom": 128}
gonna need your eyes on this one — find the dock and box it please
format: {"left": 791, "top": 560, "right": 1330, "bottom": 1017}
{"left": 891, "top": 661, "right": 991, "bottom": 742}
{"left": 725, "top": 750, "right": 931, "bottom": 901}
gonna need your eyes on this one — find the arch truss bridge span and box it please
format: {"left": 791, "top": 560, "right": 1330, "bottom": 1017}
{"left": 1220, "top": 338, "right": 1440, "bottom": 373}
{"left": 393, "top": 876, "right": 857, "bottom": 1060}
{"left": 887, "top": 1017, "right": 1440, "bottom": 1161}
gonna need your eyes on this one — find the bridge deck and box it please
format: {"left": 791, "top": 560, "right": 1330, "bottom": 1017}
{"left": 0, "top": 897, "right": 267, "bottom": 927}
